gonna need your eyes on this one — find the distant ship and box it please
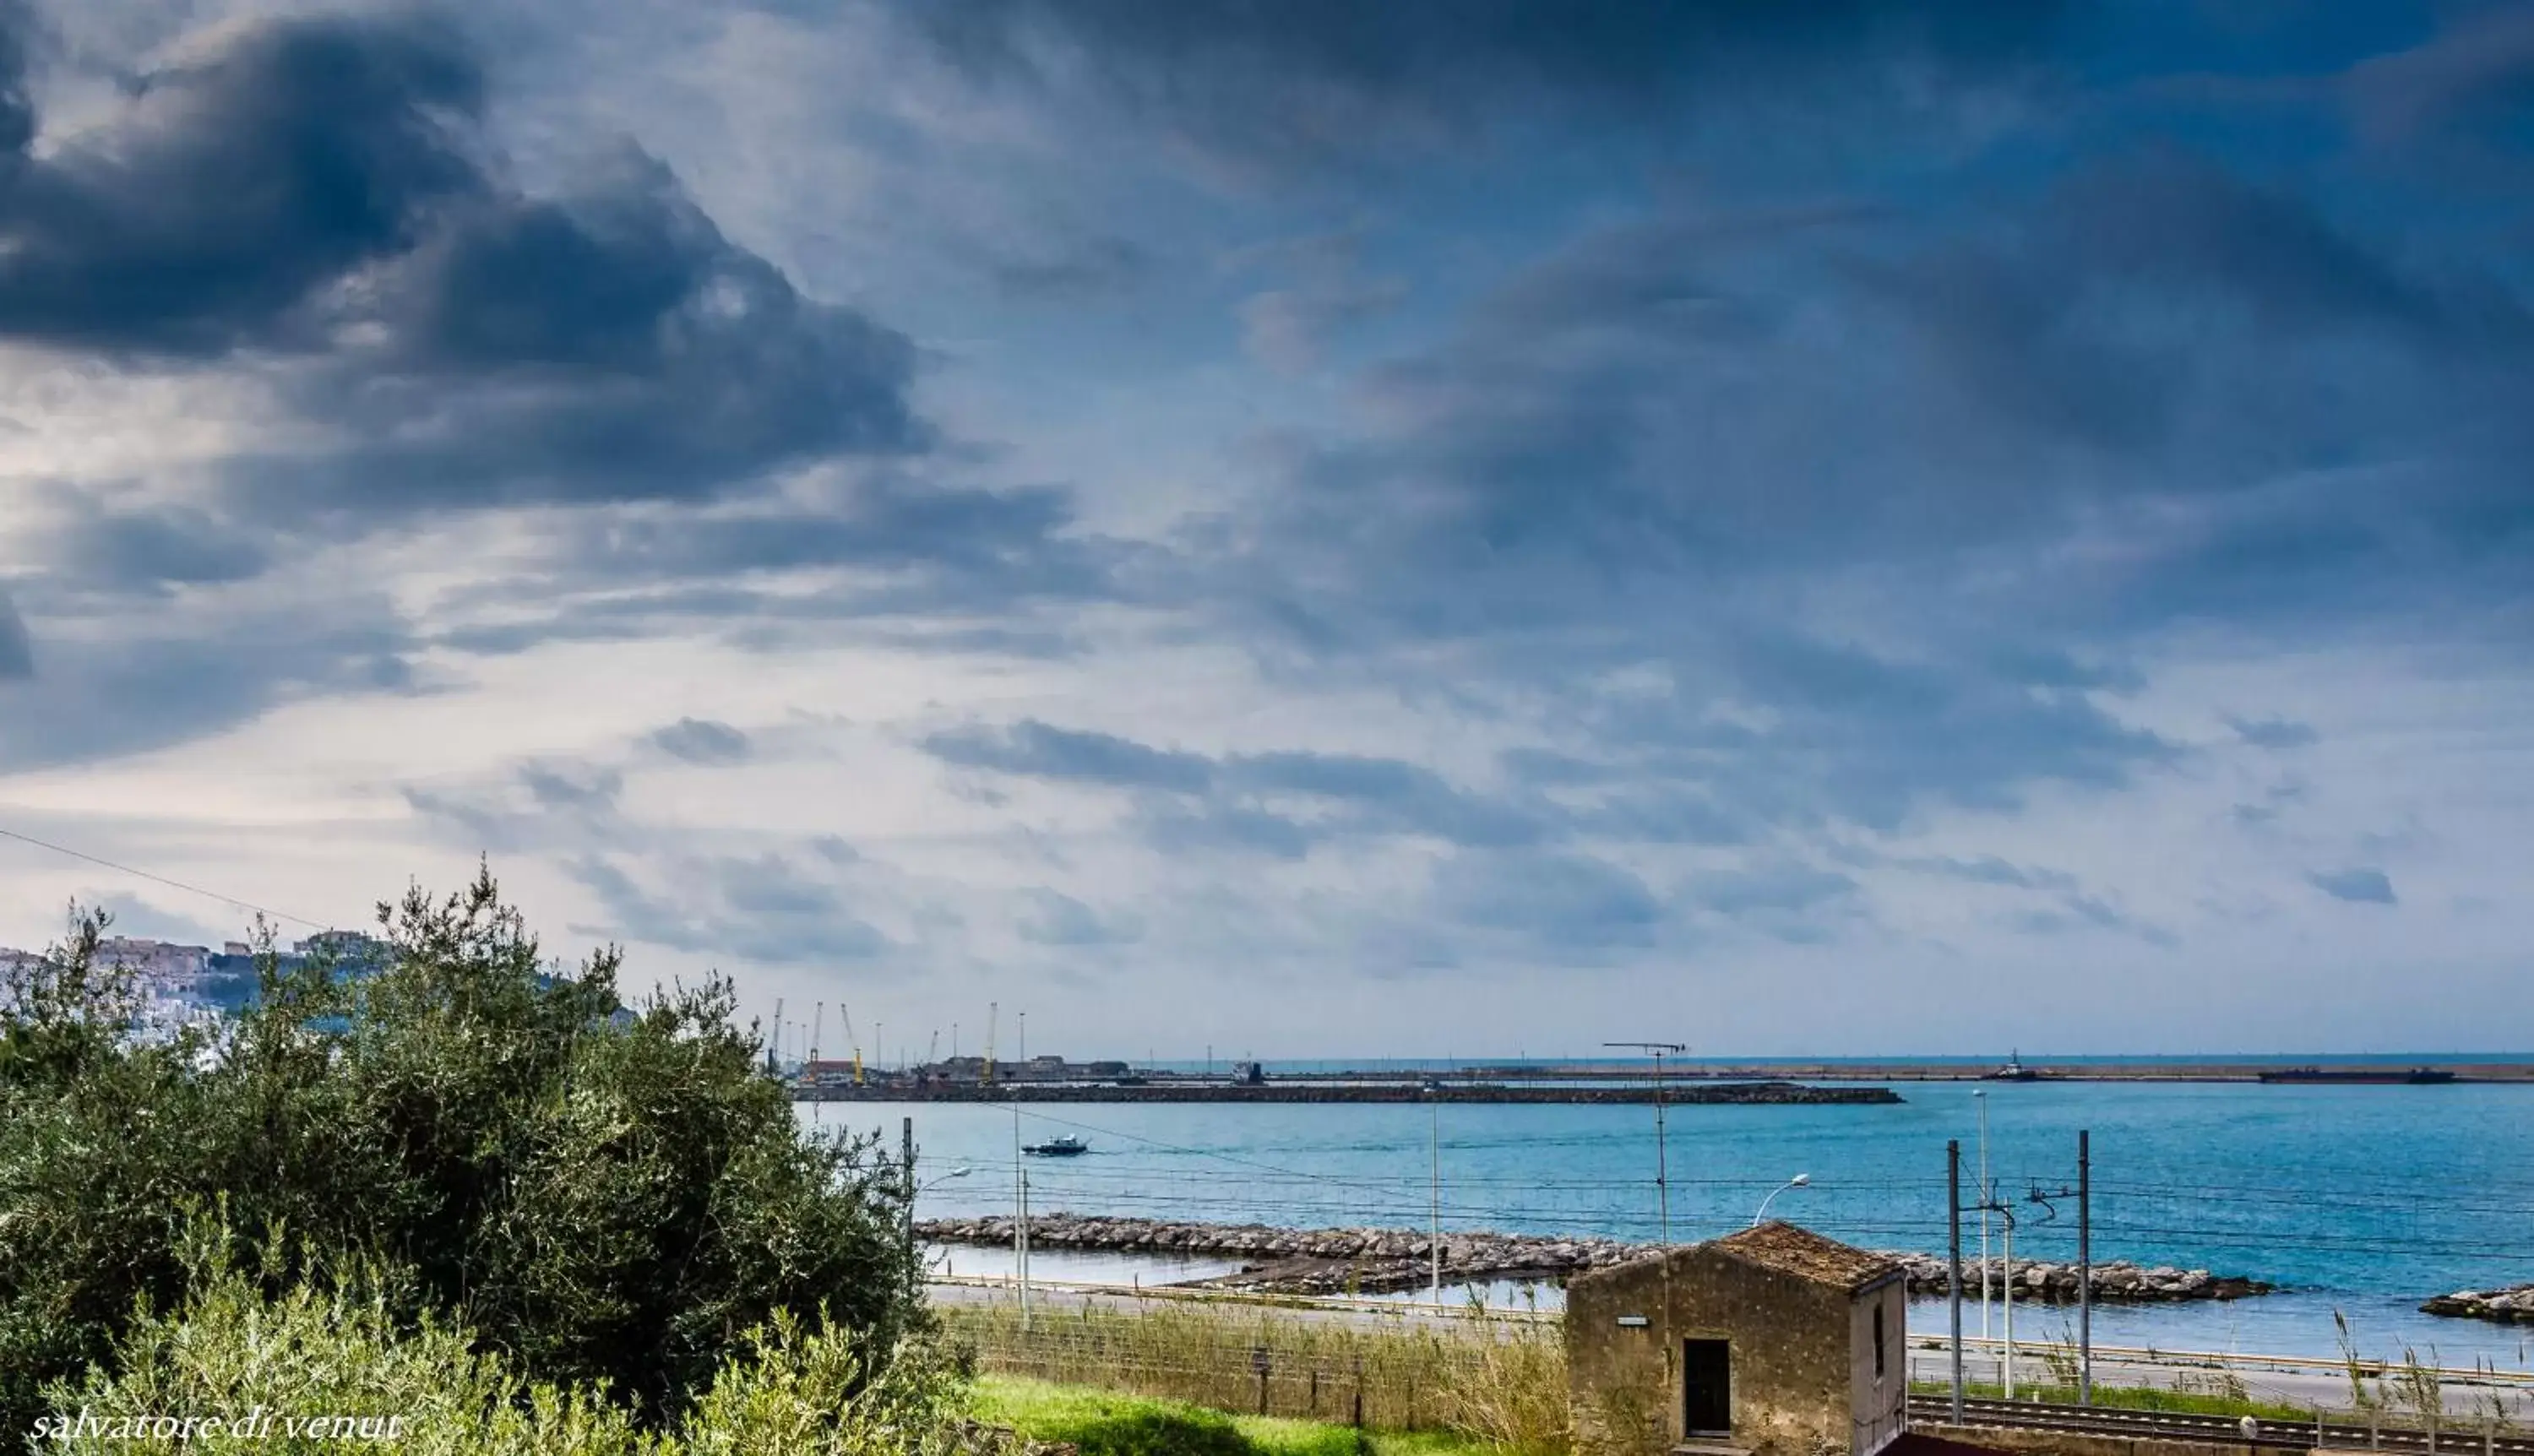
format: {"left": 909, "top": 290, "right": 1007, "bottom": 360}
{"left": 2256, "top": 1067, "right": 2456, "bottom": 1085}
{"left": 1023, "top": 1135, "right": 1090, "bottom": 1156}
{"left": 1983, "top": 1051, "right": 2040, "bottom": 1082}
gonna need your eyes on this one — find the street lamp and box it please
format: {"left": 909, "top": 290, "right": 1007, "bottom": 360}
{"left": 1752, "top": 1173, "right": 1811, "bottom": 1225}
{"left": 904, "top": 1165, "right": 972, "bottom": 1297}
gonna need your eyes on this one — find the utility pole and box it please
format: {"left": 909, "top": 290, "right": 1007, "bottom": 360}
{"left": 1605, "top": 1041, "right": 1686, "bottom": 1246}
{"left": 2002, "top": 1204, "right": 2017, "bottom": 1397}
{"left": 901, "top": 1117, "right": 917, "bottom": 1301}
{"left": 2079, "top": 1129, "right": 2092, "bottom": 1403}
{"left": 2030, "top": 1134, "right": 2094, "bottom": 1403}
{"left": 769, "top": 997, "right": 784, "bottom": 1076}
{"left": 1428, "top": 1099, "right": 1443, "bottom": 1306}
{"left": 1014, "top": 1100, "right": 1031, "bottom": 1330}
{"left": 1948, "top": 1139, "right": 1966, "bottom": 1423}
{"left": 1019, "top": 1011, "right": 1026, "bottom": 1067}
{"left": 1610, "top": 1040, "right": 1688, "bottom": 1412}
{"left": 1975, "top": 1089, "right": 1992, "bottom": 1342}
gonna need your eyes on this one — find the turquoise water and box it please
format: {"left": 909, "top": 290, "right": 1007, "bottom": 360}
{"left": 800, "top": 1080, "right": 2534, "bottom": 1365}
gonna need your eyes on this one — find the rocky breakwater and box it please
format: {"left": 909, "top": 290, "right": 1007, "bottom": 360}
{"left": 1889, "top": 1252, "right": 2271, "bottom": 1303}
{"left": 918, "top": 1214, "right": 2272, "bottom": 1301}
{"left": 2422, "top": 1285, "right": 2534, "bottom": 1323}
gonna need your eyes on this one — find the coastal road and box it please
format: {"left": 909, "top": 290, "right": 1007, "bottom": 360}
{"left": 929, "top": 1278, "right": 2534, "bottom": 1420}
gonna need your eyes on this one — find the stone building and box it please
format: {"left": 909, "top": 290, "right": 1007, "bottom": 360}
{"left": 1565, "top": 1221, "right": 1908, "bottom": 1456}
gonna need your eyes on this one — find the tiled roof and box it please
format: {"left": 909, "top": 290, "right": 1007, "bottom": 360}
{"left": 1710, "top": 1220, "right": 1902, "bottom": 1291}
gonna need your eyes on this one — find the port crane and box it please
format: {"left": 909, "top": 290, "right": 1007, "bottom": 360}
{"left": 839, "top": 1003, "right": 864, "bottom": 1085}
{"left": 811, "top": 1001, "right": 824, "bottom": 1084}
{"left": 768, "top": 997, "right": 784, "bottom": 1075}
{"left": 984, "top": 1002, "right": 998, "bottom": 1085}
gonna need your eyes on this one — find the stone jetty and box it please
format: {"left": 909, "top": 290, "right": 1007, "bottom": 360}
{"left": 916, "top": 1213, "right": 2272, "bottom": 1301}
{"left": 812, "top": 1081, "right": 1900, "bottom": 1106}
{"left": 2422, "top": 1285, "right": 2534, "bottom": 1323}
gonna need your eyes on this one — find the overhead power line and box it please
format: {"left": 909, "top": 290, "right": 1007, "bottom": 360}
{"left": 0, "top": 823, "right": 334, "bottom": 933}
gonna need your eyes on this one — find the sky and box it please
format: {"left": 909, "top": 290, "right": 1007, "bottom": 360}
{"left": 1, "top": 0, "right": 2529, "bottom": 1060}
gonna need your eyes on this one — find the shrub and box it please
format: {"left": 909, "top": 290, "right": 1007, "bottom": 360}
{"left": 0, "top": 868, "right": 922, "bottom": 1443}
{"left": 35, "top": 1209, "right": 1009, "bottom": 1456}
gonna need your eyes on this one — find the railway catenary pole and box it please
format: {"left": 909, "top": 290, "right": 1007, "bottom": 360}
{"left": 901, "top": 1117, "right": 916, "bottom": 1298}
{"left": 2078, "top": 1129, "right": 2092, "bottom": 1404}
{"left": 1949, "top": 1139, "right": 1966, "bottom": 1424}
{"left": 1428, "top": 1100, "right": 1443, "bottom": 1306}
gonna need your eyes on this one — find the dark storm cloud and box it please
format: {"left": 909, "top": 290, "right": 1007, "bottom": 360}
{"left": 0, "top": 600, "right": 419, "bottom": 772}
{"left": 1429, "top": 850, "right": 1661, "bottom": 950}
{"left": 543, "top": 479, "right": 1104, "bottom": 589}
{"left": 921, "top": 720, "right": 1553, "bottom": 850}
{"left": 922, "top": 720, "right": 1215, "bottom": 793}
{"left": 1902, "top": 855, "right": 2080, "bottom": 893}
{"left": 519, "top": 762, "right": 623, "bottom": 812}
{"left": 0, "top": 8, "right": 922, "bottom": 525}
{"left": 42, "top": 502, "right": 273, "bottom": 595}
{"left": 1015, "top": 888, "right": 1140, "bottom": 946}
{"left": 0, "top": 589, "right": 30, "bottom": 678}
{"left": 0, "top": 11, "right": 484, "bottom": 356}
{"left": 911, "top": 0, "right": 2065, "bottom": 167}
{"left": 566, "top": 852, "right": 891, "bottom": 964}
{"left": 2308, "top": 867, "right": 2398, "bottom": 905}
{"left": 229, "top": 152, "right": 925, "bottom": 521}
{"left": 650, "top": 717, "right": 753, "bottom": 765}
{"left": 2227, "top": 716, "right": 2321, "bottom": 749}
{"left": 1682, "top": 862, "right": 1857, "bottom": 915}
{"left": 2343, "top": 7, "right": 2534, "bottom": 152}
{"left": 992, "top": 234, "right": 1152, "bottom": 299}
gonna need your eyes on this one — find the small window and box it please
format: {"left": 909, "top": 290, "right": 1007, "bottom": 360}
{"left": 1873, "top": 1303, "right": 1886, "bottom": 1381}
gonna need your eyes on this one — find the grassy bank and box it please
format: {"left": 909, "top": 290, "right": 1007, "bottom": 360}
{"left": 975, "top": 1377, "right": 1498, "bottom": 1456}
{"left": 941, "top": 1299, "right": 1568, "bottom": 1453}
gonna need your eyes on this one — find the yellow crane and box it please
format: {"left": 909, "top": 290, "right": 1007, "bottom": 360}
{"left": 839, "top": 1003, "right": 864, "bottom": 1085}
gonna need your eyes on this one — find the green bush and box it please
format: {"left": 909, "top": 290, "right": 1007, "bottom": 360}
{"left": 0, "top": 868, "right": 921, "bottom": 1444}
{"left": 34, "top": 1209, "right": 1009, "bottom": 1456}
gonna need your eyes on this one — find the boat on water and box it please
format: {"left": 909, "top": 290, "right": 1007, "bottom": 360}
{"left": 1983, "top": 1051, "right": 2040, "bottom": 1082}
{"left": 2256, "top": 1066, "right": 2457, "bottom": 1085}
{"left": 1023, "top": 1135, "right": 1090, "bottom": 1156}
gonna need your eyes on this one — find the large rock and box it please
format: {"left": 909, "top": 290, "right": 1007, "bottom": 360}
{"left": 2423, "top": 1285, "right": 2534, "bottom": 1323}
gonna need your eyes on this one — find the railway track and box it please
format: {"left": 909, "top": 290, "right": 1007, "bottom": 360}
{"left": 1908, "top": 1396, "right": 2534, "bottom": 1456}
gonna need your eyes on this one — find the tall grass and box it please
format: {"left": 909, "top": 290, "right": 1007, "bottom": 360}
{"left": 938, "top": 1296, "right": 1570, "bottom": 1453}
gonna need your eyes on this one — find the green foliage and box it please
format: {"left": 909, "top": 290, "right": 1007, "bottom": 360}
{"left": 35, "top": 1209, "right": 1011, "bottom": 1456}
{"left": 0, "top": 868, "right": 921, "bottom": 1444}
{"left": 974, "top": 1377, "right": 1496, "bottom": 1456}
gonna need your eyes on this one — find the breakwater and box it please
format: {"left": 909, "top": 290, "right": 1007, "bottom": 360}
{"left": 916, "top": 1213, "right": 2272, "bottom": 1301}
{"left": 806, "top": 1079, "right": 1900, "bottom": 1106}
{"left": 2422, "top": 1285, "right": 2534, "bottom": 1323}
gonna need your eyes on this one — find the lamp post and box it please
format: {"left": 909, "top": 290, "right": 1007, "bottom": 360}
{"left": 905, "top": 1165, "right": 971, "bottom": 1297}
{"left": 1752, "top": 1173, "right": 1811, "bottom": 1225}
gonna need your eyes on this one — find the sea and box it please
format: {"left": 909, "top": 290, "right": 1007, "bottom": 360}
{"left": 795, "top": 1062, "right": 2534, "bottom": 1369}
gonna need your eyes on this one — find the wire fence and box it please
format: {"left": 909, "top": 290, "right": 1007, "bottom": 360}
{"left": 938, "top": 1293, "right": 1569, "bottom": 1442}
